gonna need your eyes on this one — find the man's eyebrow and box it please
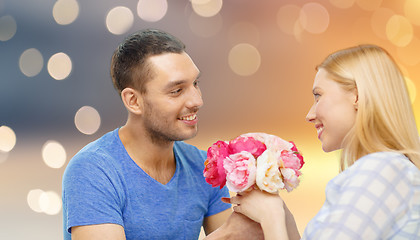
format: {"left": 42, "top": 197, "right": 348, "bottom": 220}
{"left": 164, "top": 80, "right": 187, "bottom": 91}
{"left": 163, "top": 72, "right": 201, "bottom": 90}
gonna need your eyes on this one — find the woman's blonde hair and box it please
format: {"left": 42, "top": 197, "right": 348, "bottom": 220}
{"left": 318, "top": 44, "right": 420, "bottom": 171}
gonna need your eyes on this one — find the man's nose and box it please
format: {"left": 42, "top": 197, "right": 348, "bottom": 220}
{"left": 186, "top": 87, "right": 203, "bottom": 109}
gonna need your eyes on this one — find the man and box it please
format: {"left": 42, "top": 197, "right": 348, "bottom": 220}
{"left": 62, "top": 29, "right": 232, "bottom": 239}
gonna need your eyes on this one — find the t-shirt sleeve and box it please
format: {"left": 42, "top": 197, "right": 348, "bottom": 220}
{"left": 62, "top": 151, "right": 124, "bottom": 233}
{"left": 303, "top": 153, "right": 416, "bottom": 239}
{"left": 201, "top": 150, "right": 231, "bottom": 217}
{"left": 205, "top": 185, "right": 231, "bottom": 217}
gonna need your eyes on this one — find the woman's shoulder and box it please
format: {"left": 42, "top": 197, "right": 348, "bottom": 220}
{"left": 330, "top": 152, "right": 419, "bottom": 189}
{"left": 340, "top": 152, "right": 420, "bottom": 187}
{"left": 353, "top": 152, "right": 417, "bottom": 172}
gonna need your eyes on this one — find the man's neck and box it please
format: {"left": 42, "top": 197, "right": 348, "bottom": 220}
{"left": 118, "top": 124, "right": 176, "bottom": 184}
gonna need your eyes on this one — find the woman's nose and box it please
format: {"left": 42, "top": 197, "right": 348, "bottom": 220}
{"left": 306, "top": 104, "right": 316, "bottom": 123}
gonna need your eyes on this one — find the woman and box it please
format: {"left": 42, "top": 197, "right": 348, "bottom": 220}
{"left": 225, "top": 45, "right": 420, "bottom": 239}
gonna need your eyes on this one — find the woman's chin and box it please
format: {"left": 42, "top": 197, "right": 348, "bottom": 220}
{"left": 321, "top": 144, "right": 339, "bottom": 153}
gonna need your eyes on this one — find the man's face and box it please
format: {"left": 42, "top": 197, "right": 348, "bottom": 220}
{"left": 140, "top": 52, "right": 203, "bottom": 143}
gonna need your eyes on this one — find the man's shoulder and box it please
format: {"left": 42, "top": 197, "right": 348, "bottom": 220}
{"left": 174, "top": 141, "right": 207, "bottom": 169}
{"left": 174, "top": 141, "right": 206, "bottom": 156}
{"left": 67, "top": 129, "right": 122, "bottom": 168}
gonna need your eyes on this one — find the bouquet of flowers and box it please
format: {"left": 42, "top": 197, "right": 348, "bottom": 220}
{"left": 203, "top": 132, "right": 304, "bottom": 193}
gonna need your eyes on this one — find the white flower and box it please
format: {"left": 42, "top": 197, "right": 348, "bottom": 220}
{"left": 255, "top": 150, "right": 284, "bottom": 193}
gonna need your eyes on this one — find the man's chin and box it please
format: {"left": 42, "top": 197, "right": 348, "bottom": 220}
{"left": 179, "top": 128, "right": 198, "bottom": 141}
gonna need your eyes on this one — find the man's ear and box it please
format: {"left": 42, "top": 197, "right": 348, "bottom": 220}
{"left": 121, "top": 87, "right": 143, "bottom": 115}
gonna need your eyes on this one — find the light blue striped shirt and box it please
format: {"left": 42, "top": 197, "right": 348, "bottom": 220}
{"left": 303, "top": 152, "right": 420, "bottom": 239}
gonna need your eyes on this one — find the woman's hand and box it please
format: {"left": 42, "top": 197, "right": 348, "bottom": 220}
{"left": 223, "top": 189, "right": 285, "bottom": 223}
{"left": 222, "top": 189, "right": 290, "bottom": 240}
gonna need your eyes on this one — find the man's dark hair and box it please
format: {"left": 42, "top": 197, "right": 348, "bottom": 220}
{"left": 110, "top": 29, "right": 186, "bottom": 95}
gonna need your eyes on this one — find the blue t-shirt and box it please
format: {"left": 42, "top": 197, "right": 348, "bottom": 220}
{"left": 62, "top": 128, "right": 230, "bottom": 240}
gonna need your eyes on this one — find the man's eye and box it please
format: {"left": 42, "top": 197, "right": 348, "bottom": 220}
{"left": 171, "top": 89, "right": 182, "bottom": 94}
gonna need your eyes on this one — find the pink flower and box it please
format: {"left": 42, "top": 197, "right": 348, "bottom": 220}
{"left": 203, "top": 132, "right": 305, "bottom": 194}
{"left": 224, "top": 151, "right": 257, "bottom": 192}
{"left": 241, "top": 133, "right": 291, "bottom": 153}
{"left": 203, "top": 141, "right": 229, "bottom": 188}
{"left": 281, "top": 168, "right": 300, "bottom": 192}
{"left": 228, "top": 136, "right": 266, "bottom": 158}
{"left": 290, "top": 141, "right": 304, "bottom": 168}
{"left": 280, "top": 150, "right": 304, "bottom": 172}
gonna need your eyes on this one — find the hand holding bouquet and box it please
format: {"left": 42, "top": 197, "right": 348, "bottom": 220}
{"left": 203, "top": 133, "right": 304, "bottom": 193}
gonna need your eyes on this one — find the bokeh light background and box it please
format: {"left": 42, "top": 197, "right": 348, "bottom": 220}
{"left": 1, "top": 0, "right": 420, "bottom": 239}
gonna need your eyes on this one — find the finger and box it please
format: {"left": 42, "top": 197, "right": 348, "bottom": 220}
{"left": 232, "top": 205, "right": 241, "bottom": 213}
{"left": 230, "top": 195, "right": 242, "bottom": 205}
{"left": 221, "top": 197, "right": 231, "bottom": 204}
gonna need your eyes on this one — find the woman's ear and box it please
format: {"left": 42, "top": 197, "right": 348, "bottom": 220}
{"left": 353, "top": 90, "right": 359, "bottom": 110}
{"left": 121, "top": 87, "right": 143, "bottom": 115}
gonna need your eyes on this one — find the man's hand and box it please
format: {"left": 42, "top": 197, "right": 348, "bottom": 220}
{"left": 204, "top": 212, "right": 264, "bottom": 240}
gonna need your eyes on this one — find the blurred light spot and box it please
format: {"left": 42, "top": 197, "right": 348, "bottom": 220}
{"left": 386, "top": 15, "right": 413, "bottom": 47}
{"left": 75, "top": 106, "right": 101, "bottom": 135}
{"left": 19, "top": 48, "right": 43, "bottom": 77}
{"left": 397, "top": 37, "right": 420, "bottom": 66}
{"left": 277, "top": 4, "right": 301, "bottom": 36}
{"left": 47, "top": 52, "right": 72, "bottom": 80}
{"left": 293, "top": 21, "right": 305, "bottom": 42}
{"left": 191, "top": 0, "right": 223, "bottom": 18}
{"left": 329, "top": 0, "right": 355, "bottom": 9}
{"left": 137, "top": 0, "right": 167, "bottom": 22}
{"left": 42, "top": 140, "right": 66, "bottom": 169}
{"left": 0, "top": 15, "right": 17, "bottom": 41}
{"left": 0, "top": 125, "right": 16, "bottom": 152}
{"left": 52, "top": 0, "right": 79, "bottom": 25}
{"left": 228, "top": 21, "right": 259, "bottom": 46}
{"left": 106, "top": 6, "right": 134, "bottom": 35}
{"left": 228, "top": 43, "right": 261, "bottom": 77}
{"left": 39, "top": 191, "right": 62, "bottom": 215}
{"left": 189, "top": 12, "right": 222, "bottom": 38}
{"left": 371, "top": 8, "right": 394, "bottom": 40}
{"left": 356, "top": 0, "right": 382, "bottom": 11}
{"left": 299, "top": 3, "right": 330, "bottom": 34}
{"left": 404, "top": 0, "right": 420, "bottom": 26}
{"left": 27, "top": 189, "right": 44, "bottom": 213}
{"left": 405, "top": 77, "right": 417, "bottom": 104}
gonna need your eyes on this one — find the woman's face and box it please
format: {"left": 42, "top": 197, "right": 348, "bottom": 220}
{"left": 306, "top": 69, "right": 358, "bottom": 152}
